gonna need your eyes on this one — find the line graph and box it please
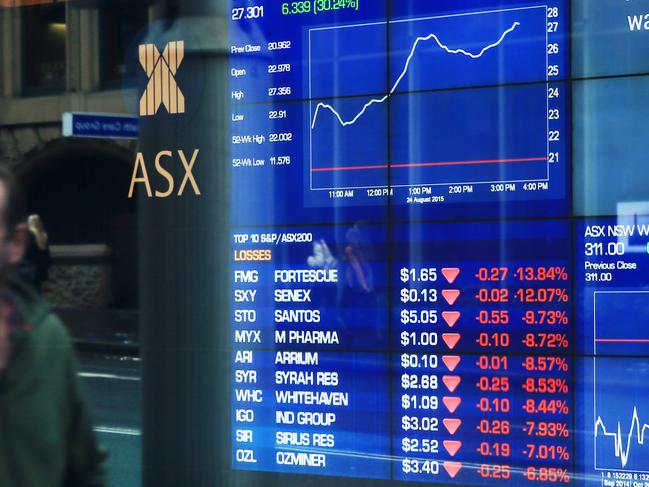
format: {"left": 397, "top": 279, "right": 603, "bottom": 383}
{"left": 311, "top": 157, "right": 547, "bottom": 172}
{"left": 310, "top": 21, "right": 521, "bottom": 129}
{"left": 308, "top": 6, "right": 552, "bottom": 192}
{"left": 596, "top": 407, "right": 649, "bottom": 469}
{"left": 593, "top": 292, "right": 649, "bottom": 473}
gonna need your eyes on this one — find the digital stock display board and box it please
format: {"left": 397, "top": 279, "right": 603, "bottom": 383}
{"left": 228, "top": 1, "right": 649, "bottom": 486}
{"left": 229, "top": 0, "right": 569, "bottom": 225}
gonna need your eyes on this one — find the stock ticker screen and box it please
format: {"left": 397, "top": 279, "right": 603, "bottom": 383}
{"left": 229, "top": 1, "right": 649, "bottom": 486}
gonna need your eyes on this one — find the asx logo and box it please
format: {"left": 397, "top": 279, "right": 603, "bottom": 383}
{"left": 128, "top": 150, "right": 201, "bottom": 198}
{"left": 139, "top": 41, "right": 185, "bottom": 116}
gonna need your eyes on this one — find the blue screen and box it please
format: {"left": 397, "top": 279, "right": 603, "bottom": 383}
{"left": 575, "top": 216, "right": 649, "bottom": 485}
{"left": 228, "top": 1, "right": 649, "bottom": 486}
{"left": 230, "top": 0, "right": 569, "bottom": 226}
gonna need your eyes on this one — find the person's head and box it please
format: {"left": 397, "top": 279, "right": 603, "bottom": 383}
{"left": 0, "top": 167, "right": 28, "bottom": 280}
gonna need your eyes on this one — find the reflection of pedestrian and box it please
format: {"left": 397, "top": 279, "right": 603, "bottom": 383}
{"left": 344, "top": 223, "right": 374, "bottom": 294}
{"left": 339, "top": 222, "right": 383, "bottom": 341}
{"left": 0, "top": 168, "right": 106, "bottom": 487}
{"left": 17, "top": 214, "right": 51, "bottom": 290}
{"left": 307, "top": 239, "right": 338, "bottom": 307}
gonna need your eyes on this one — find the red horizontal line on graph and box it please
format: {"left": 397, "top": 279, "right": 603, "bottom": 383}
{"left": 596, "top": 339, "right": 649, "bottom": 343}
{"left": 311, "top": 157, "right": 548, "bottom": 172}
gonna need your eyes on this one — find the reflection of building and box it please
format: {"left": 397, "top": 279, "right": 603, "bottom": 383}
{"left": 0, "top": 0, "right": 150, "bottom": 342}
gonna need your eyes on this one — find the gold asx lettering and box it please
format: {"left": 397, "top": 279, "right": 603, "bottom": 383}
{"left": 128, "top": 149, "right": 201, "bottom": 198}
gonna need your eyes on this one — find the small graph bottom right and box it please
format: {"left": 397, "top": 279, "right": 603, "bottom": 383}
{"left": 593, "top": 357, "right": 649, "bottom": 474}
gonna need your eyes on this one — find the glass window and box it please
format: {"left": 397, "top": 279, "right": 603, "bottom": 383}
{"left": 22, "top": 3, "right": 66, "bottom": 95}
{"left": 3, "top": 1, "right": 649, "bottom": 486}
{"left": 99, "top": 2, "right": 149, "bottom": 89}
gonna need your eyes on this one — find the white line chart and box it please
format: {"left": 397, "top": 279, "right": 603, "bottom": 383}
{"left": 595, "top": 407, "right": 649, "bottom": 469}
{"left": 593, "top": 292, "right": 649, "bottom": 473}
{"left": 310, "top": 21, "right": 521, "bottom": 130}
{"left": 307, "top": 5, "right": 554, "bottom": 192}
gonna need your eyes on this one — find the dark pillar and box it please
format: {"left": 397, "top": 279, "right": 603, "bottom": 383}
{"left": 138, "top": 1, "right": 230, "bottom": 485}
